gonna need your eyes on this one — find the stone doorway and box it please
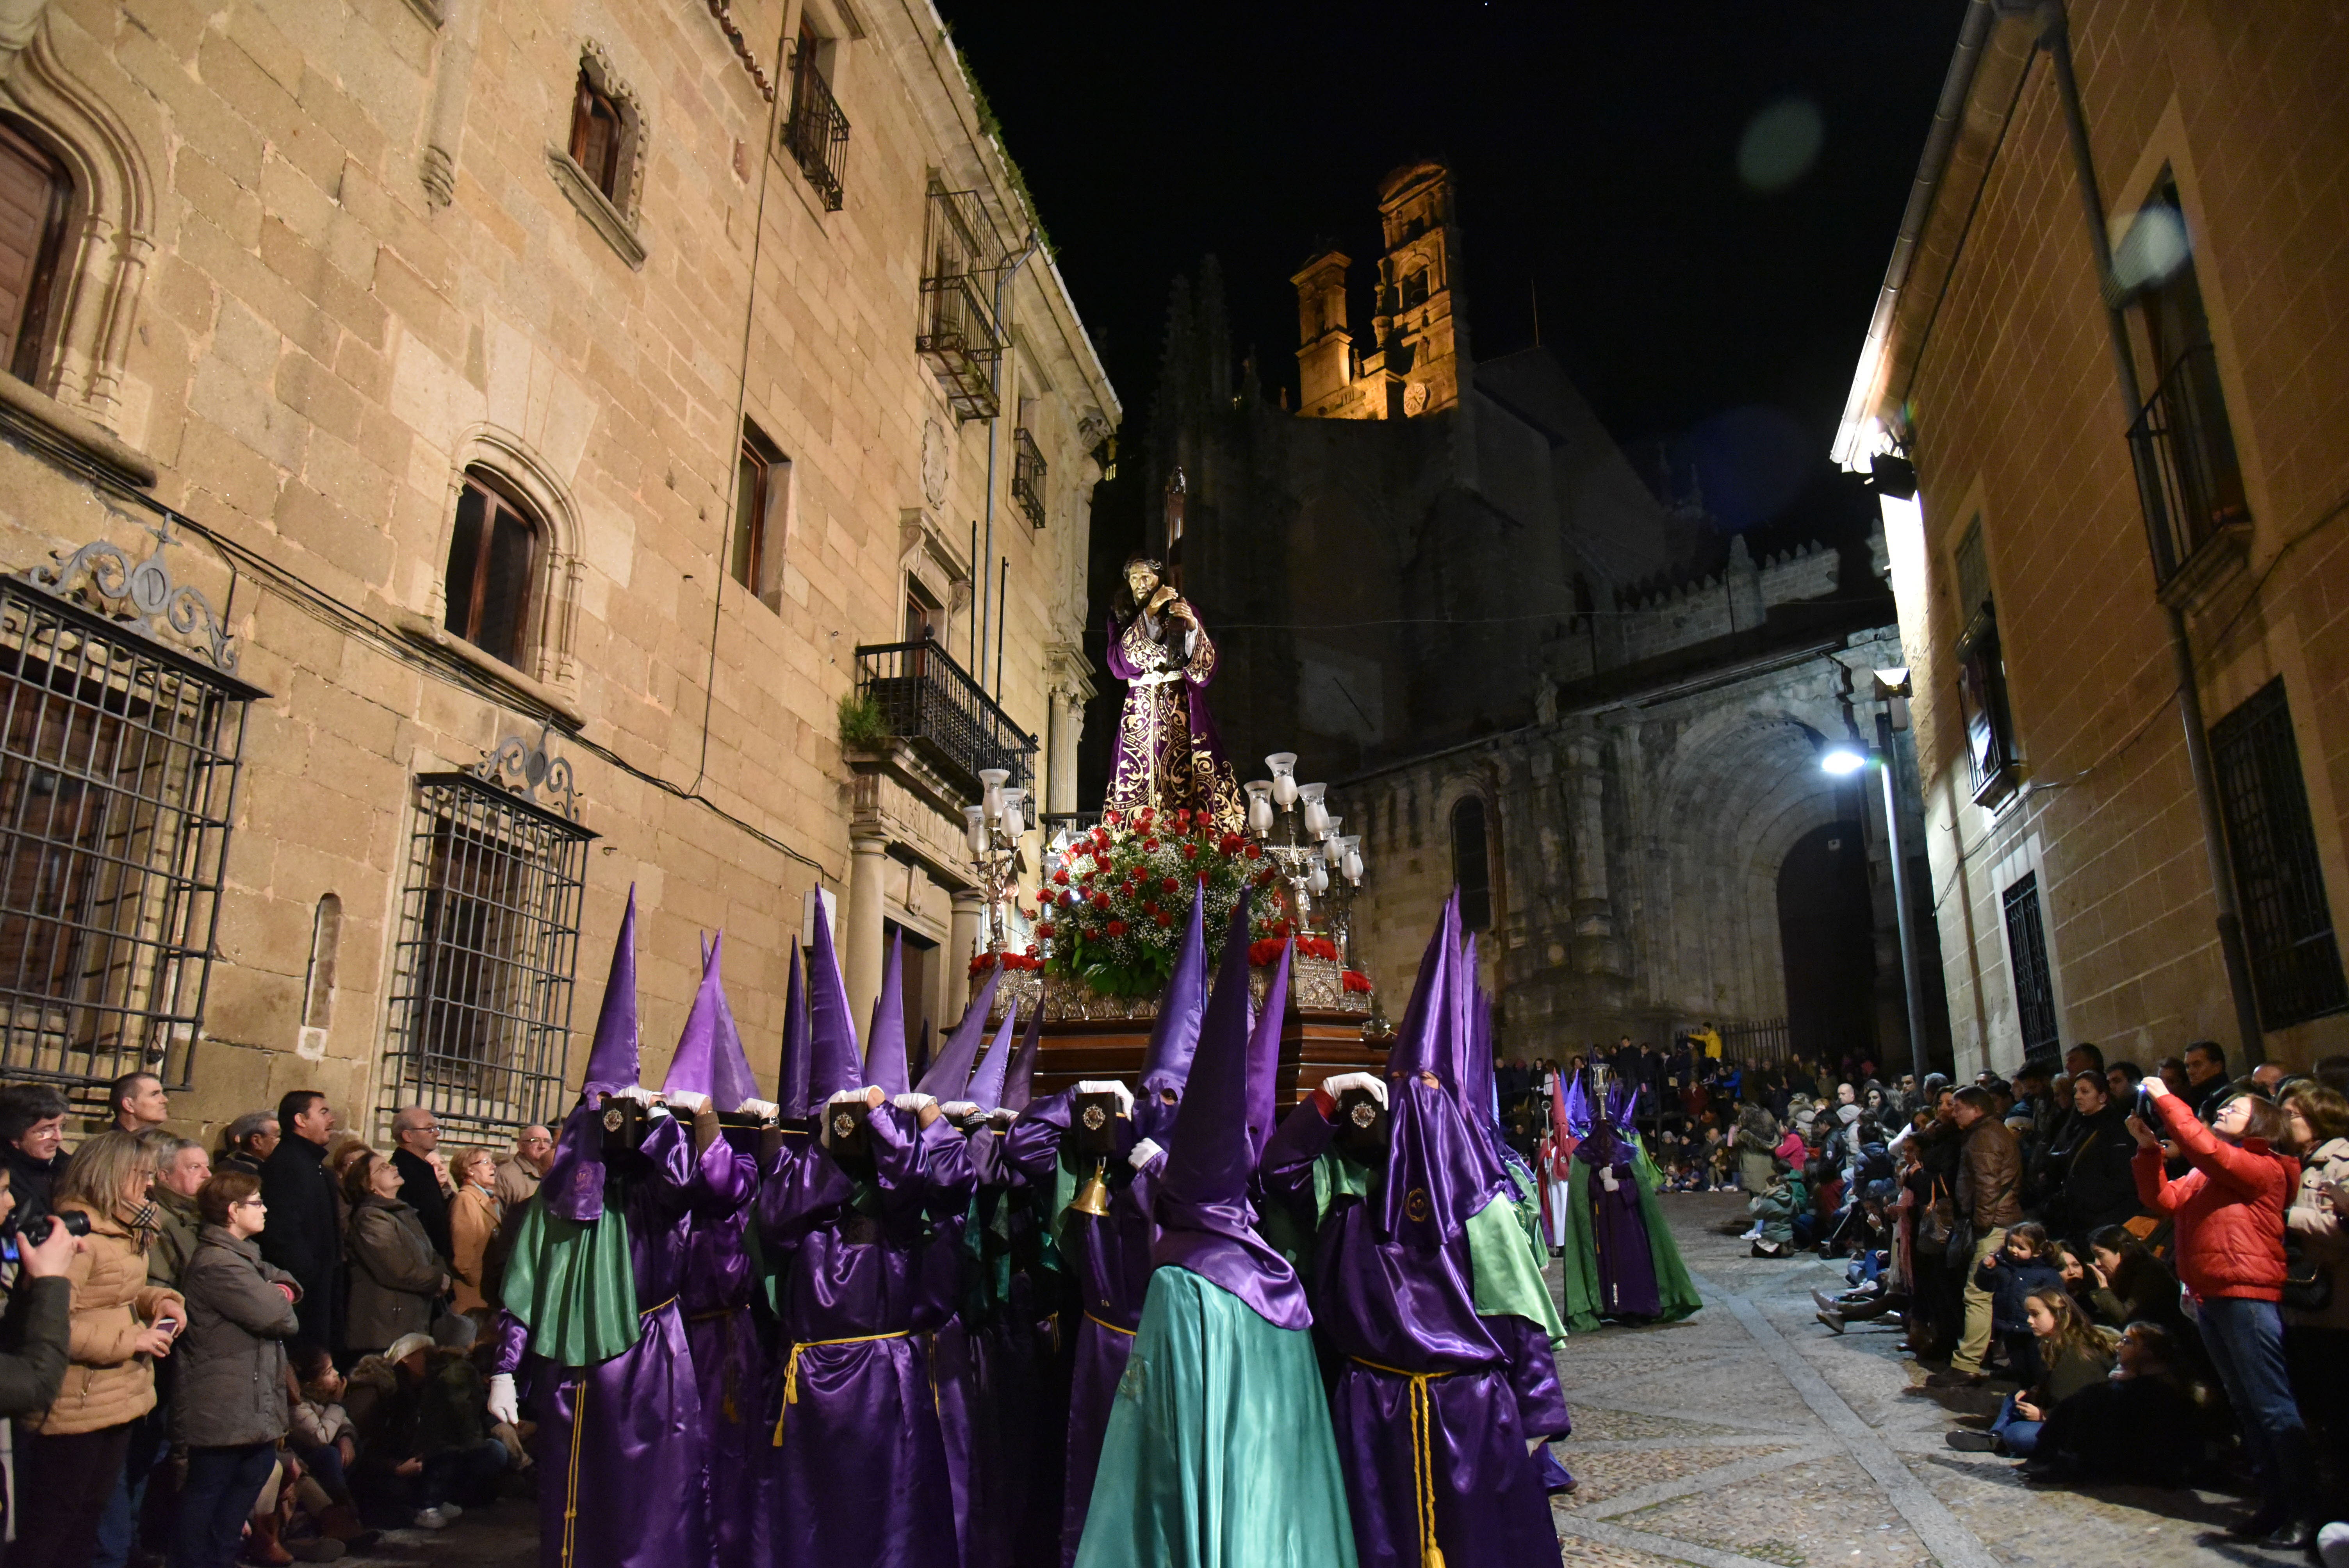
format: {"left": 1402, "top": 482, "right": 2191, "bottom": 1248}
{"left": 1775, "top": 820, "right": 1877, "bottom": 1070}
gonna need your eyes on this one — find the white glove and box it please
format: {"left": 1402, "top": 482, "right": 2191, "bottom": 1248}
{"left": 1322, "top": 1072, "right": 1387, "bottom": 1107}
{"left": 892, "top": 1093, "right": 937, "bottom": 1115}
{"left": 486, "top": 1372, "right": 519, "bottom": 1427}
{"left": 666, "top": 1090, "right": 710, "bottom": 1114}
{"left": 1128, "top": 1137, "right": 1165, "bottom": 1172}
{"left": 613, "top": 1085, "right": 657, "bottom": 1107}
{"left": 1076, "top": 1080, "right": 1135, "bottom": 1116}
{"left": 938, "top": 1101, "right": 981, "bottom": 1122}
{"left": 1600, "top": 1168, "right": 1620, "bottom": 1193}
{"left": 987, "top": 1107, "right": 1018, "bottom": 1128}
{"left": 738, "top": 1098, "right": 779, "bottom": 1123}
{"left": 2140, "top": 1076, "right": 2169, "bottom": 1100}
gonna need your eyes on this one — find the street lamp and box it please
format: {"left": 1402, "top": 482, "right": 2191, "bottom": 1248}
{"left": 1820, "top": 679, "right": 1931, "bottom": 1077}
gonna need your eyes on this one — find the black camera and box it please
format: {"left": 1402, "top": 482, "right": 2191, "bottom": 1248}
{"left": 1333, "top": 1087, "right": 1388, "bottom": 1161}
{"left": 599, "top": 1094, "right": 650, "bottom": 1155}
{"left": 1071, "top": 1092, "right": 1122, "bottom": 1158}
{"left": 5, "top": 1210, "right": 91, "bottom": 1247}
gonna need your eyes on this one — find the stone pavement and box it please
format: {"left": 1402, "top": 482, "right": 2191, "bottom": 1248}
{"left": 1549, "top": 1191, "right": 2262, "bottom": 1568}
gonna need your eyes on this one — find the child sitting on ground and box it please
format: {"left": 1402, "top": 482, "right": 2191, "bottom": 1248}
{"left": 2024, "top": 1318, "right": 2205, "bottom": 1484}
{"left": 1944, "top": 1286, "right": 2113, "bottom": 1456}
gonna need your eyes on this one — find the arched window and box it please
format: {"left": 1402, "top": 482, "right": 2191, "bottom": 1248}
{"left": 567, "top": 68, "right": 626, "bottom": 203}
{"left": 0, "top": 117, "right": 72, "bottom": 387}
{"left": 443, "top": 469, "right": 542, "bottom": 666}
{"left": 1452, "top": 796, "right": 1492, "bottom": 932}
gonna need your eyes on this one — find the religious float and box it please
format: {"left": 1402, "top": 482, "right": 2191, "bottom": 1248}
{"left": 964, "top": 483, "right": 1388, "bottom": 1103}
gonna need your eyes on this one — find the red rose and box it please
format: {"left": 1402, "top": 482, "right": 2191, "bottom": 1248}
{"left": 1052, "top": 868, "right": 1069, "bottom": 885}
{"left": 1106, "top": 919, "right": 1128, "bottom": 938}
{"left": 1093, "top": 891, "right": 1110, "bottom": 910}
{"left": 1143, "top": 900, "right": 1160, "bottom": 917}
{"left": 1219, "top": 833, "right": 1243, "bottom": 856}
{"left": 1243, "top": 843, "right": 1262, "bottom": 860}
{"left": 1142, "top": 837, "right": 1159, "bottom": 852}
{"left": 1155, "top": 909, "right": 1173, "bottom": 927}
{"left": 1161, "top": 875, "right": 1180, "bottom": 893}
{"left": 1103, "top": 810, "right": 1121, "bottom": 827}
{"left": 1037, "top": 922, "right": 1055, "bottom": 938}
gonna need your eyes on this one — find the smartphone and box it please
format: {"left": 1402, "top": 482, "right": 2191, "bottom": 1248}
{"left": 153, "top": 1317, "right": 180, "bottom": 1337}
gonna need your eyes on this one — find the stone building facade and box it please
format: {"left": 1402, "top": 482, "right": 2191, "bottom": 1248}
{"left": 0, "top": 0, "right": 1116, "bottom": 1140}
{"left": 1833, "top": 0, "right": 2349, "bottom": 1076}
{"left": 1135, "top": 165, "right": 1946, "bottom": 1069}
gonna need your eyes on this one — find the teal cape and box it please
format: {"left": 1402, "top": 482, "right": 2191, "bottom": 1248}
{"left": 1073, "top": 1265, "right": 1359, "bottom": 1568}
{"left": 497, "top": 1192, "right": 642, "bottom": 1366}
{"left": 1559, "top": 1144, "right": 1702, "bottom": 1335}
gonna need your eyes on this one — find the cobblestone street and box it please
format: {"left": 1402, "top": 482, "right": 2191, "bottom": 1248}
{"left": 1550, "top": 1192, "right": 2262, "bottom": 1568}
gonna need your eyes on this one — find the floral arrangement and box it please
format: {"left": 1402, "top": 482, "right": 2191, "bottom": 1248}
{"left": 1248, "top": 934, "right": 1339, "bottom": 966}
{"left": 969, "top": 948, "right": 1042, "bottom": 977}
{"left": 1342, "top": 969, "right": 1373, "bottom": 994}
{"left": 1033, "top": 805, "right": 1276, "bottom": 998}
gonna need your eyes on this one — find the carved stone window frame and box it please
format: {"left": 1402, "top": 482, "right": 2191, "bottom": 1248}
{"left": 545, "top": 39, "right": 649, "bottom": 270}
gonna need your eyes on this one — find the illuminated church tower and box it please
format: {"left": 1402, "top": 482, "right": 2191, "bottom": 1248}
{"left": 1291, "top": 160, "right": 1460, "bottom": 420}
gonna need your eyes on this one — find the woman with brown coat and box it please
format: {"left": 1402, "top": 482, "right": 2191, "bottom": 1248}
{"left": 342, "top": 1151, "right": 448, "bottom": 1356}
{"left": 446, "top": 1148, "right": 503, "bottom": 1315}
{"left": 12, "top": 1131, "right": 185, "bottom": 1568}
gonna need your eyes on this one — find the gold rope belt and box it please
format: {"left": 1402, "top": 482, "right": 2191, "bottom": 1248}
{"left": 559, "top": 1298, "right": 678, "bottom": 1567}
{"left": 772, "top": 1330, "right": 914, "bottom": 1442}
{"left": 637, "top": 1297, "right": 676, "bottom": 1317}
{"left": 1084, "top": 1311, "right": 1137, "bottom": 1338}
{"left": 1350, "top": 1356, "right": 1455, "bottom": 1568}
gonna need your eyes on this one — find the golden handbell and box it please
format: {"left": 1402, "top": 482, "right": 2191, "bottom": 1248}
{"left": 1069, "top": 1155, "right": 1113, "bottom": 1218}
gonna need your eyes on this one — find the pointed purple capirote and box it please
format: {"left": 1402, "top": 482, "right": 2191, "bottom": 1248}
{"left": 1244, "top": 939, "right": 1287, "bottom": 1164}
{"left": 777, "top": 941, "right": 811, "bottom": 1119}
{"left": 1152, "top": 890, "right": 1310, "bottom": 1330}
{"left": 665, "top": 929, "right": 756, "bottom": 1109}
{"left": 806, "top": 899, "right": 864, "bottom": 1099}
{"left": 1141, "top": 885, "right": 1210, "bottom": 1099}
{"left": 917, "top": 968, "right": 1004, "bottom": 1099}
{"left": 1385, "top": 892, "right": 1461, "bottom": 1084}
{"left": 965, "top": 1006, "right": 1020, "bottom": 1112}
{"left": 1002, "top": 1005, "right": 1042, "bottom": 1113}
{"left": 544, "top": 887, "right": 643, "bottom": 1222}
{"left": 866, "top": 931, "right": 911, "bottom": 1097}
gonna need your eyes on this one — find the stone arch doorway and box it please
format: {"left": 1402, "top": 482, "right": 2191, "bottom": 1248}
{"left": 1776, "top": 820, "right": 1877, "bottom": 1071}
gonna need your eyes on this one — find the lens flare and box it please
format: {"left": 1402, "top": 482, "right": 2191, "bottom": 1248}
{"left": 1738, "top": 97, "right": 1824, "bottom": 194}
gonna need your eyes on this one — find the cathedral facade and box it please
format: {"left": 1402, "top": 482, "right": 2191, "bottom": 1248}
{"left": 1123, "top": 164, "right": 1949, "bottom": 1069}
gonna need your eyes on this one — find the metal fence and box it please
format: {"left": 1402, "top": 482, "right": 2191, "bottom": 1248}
{"left": 855, "top": 638, "right": 1035, "bottom": 796}
{"left": 381, "top": 773, "right": 590, "bottom": 1137}
{"left": 0, "top": 579, "right": 257, "bottom": 1103}
{"left": 917, "top": 185, "right": 1004, "bottom": 422}
{"left": 1012, "top": 426, "right": 1047, "bottom": 527}
{"left": 2129, "top": 344, "right": 2251, "bottom": 586}
{"left": 2211, "top": 678, "right": 2348, "bottom": 1029}
{"left": 782, "top": 45, "right": 848, "bottom": 211}
{"left": 1716, "top": 1017, "right": 1791, "bottom": 1070}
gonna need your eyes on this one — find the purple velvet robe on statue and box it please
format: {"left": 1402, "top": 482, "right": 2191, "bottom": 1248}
{"left": 1101, "top": 607, "right": 1242, "bottom": 830}
{"left": 680, "top": 1132, "right": 766, "bottom": 1568}
{"left": 495, "top": 1110, "right": 707, "bottom": 1568}
{"left": 1576, "top": 1124, "right": 1661, "bottom": 1319}
{"left": 1002, "top": 1092, "right": 1165, "bottom": 1568}
{"left": 761, "top": 1105, "right": 977, "bottom": 1568}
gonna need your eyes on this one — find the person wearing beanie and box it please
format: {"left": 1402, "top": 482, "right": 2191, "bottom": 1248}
{"left": 1073, "top": 893, "right": 1357, "bottom": 1568}
{"left": 1259, "top": 894, "right": 1572, "bottom": 1566}
{"left": 486, "top": 888, "right": 711, "bottom": 1568}
{"left": 760, "top": 919, "right": 976, "bottom": 1568}
{"left": 1005, "top": 886, "right": 1210, "bottom": 1566}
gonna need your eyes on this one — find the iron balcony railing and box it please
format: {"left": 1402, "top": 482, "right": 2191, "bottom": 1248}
{"left": 2128, "top": 344, "right": 2249, "bottom": 587}
{"left": 855, "top": 638, "right": 1034, "bottom": 796}
{"left": 1011, "top": 427, "right": 1047, "bottom": 528}
{"left": 783, "top": 47, "right": 848, "bottom": 211}
{"left": 918, "top": 186, "right": 1004, "bottom": 422}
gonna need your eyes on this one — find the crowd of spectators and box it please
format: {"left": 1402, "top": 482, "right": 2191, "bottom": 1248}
{"left": 0, "top": 1073, "right": 555, "bottom": 1566}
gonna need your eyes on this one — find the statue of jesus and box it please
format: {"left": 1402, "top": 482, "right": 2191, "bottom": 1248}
{"left": 1103, "top": 553, "right": 1244, "bottom": 832}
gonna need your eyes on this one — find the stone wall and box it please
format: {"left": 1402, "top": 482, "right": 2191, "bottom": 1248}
{"left": 0, "top": 0, "right": 1116, "bottom": 1139}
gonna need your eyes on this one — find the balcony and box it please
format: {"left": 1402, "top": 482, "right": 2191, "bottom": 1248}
{"left": 1012, "top": 426, "right": 1047, "bottom": 528}
{"left": 918, "top": 186, "right": 1004, "bottom": 422}
{"left": 783, "top": 46, "right": 848, "bottom": 211}
{"left": 2129, "top": 344, "right": 2251, "bottom": 601}
{"left": 854, "top": 637, "right": 1034, "bottom": 796}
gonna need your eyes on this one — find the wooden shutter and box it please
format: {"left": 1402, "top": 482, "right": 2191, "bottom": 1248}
{"left": 0, "top": 121, "right": 68, "bottom": 381}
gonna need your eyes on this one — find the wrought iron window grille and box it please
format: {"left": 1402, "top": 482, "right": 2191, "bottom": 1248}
{"left": 2001, "top": 871, "right": 2061, "bottom": 1057}
{"left": 2210, "top": 679, "right": 2347, "bottom": 1030}
{"left": 382, "top": 729, "right": 593, "bottom": 1139}
{"left": 2129, "top": 344, "right": 2251, "bottom": 589}
{"left": 783, "top": 38, "right": 848, "bottom": 211}
{"left": 854, "top": 637, "right": 1035, "bottom": 796}
{"left": 0, "top": 526, "right": 262, "bottom": 1103}
{"left": 918, "top": 184, "right": 1005, "bottom": 422}
{"left": 1011, "top": 427, "right": 1047, "bottom": 529}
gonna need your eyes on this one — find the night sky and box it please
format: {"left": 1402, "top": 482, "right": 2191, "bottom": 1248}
{"left": 939, "top": 2, "right": 1969, "bottom": 463}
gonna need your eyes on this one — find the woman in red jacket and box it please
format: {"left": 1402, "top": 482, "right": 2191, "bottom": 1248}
{"left": 2131, "top": 1076, "right": 2310, "bottom": 1548}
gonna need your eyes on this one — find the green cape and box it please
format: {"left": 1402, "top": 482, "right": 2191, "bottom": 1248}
{"left": 1558, "top": 1143, "right": 1703, "bottom": 1335}
{"left": 497, "top": 1193, "right": 641, "bottom": 1367}
{"left": 1306, "top": 1152, "right": 1565, "bottom": 1343}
